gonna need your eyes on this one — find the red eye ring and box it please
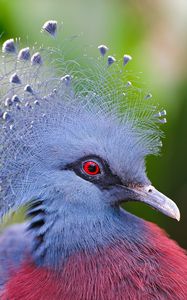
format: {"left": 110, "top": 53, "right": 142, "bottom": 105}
{"left": 83, "top": 161, "right": 100, "bottom": 176}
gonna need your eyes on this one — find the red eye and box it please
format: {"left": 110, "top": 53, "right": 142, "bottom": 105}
{"left": 83, "top": 161, "right": 101, "bottom": 176}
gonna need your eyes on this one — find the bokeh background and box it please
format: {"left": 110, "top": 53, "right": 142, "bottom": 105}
{"left": 0, "top": 0, "right": 186, "bottom": 248}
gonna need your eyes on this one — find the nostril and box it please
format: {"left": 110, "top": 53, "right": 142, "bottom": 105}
{"left": 148, "top": 188, "right": 153, "bottom": 193}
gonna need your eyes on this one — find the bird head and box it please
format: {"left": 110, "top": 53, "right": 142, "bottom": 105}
{"left": 26, "top": 102, "right": 179, "bottom": 223}
{"left": 0, "top": 21, "right": 180, "bottom": 250}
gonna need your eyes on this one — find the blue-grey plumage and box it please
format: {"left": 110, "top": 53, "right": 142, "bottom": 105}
{"left": 0, "top": 223, "right": 31, "bottom": 288}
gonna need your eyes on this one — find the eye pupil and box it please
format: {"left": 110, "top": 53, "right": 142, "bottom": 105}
{"left": 88, "top": 164, "right": 96, "bottom": 172}
{"left": 83, "top": 161, "right": 100, "bottom": 176}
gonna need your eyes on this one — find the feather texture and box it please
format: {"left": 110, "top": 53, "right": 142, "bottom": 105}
{"left": 1, "top": 222, "right": 187, "bottom": 300}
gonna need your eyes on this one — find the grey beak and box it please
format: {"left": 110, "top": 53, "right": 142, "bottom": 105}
{"left": 121, "top": 185, "right": 180, "bottom": 221}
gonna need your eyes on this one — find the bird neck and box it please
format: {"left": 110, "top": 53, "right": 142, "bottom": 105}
{"left": 28, "top": 203, "right": 147, "bottom": 269}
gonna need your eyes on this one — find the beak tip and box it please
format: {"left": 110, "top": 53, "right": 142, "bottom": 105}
{"left": 170, "top": 206, "right": 180, "bottom": 222}
{"left": 176, "top": 211, "right": 180, "bottom": 222}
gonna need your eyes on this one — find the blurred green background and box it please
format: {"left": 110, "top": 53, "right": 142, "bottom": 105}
{"left": 0, "top": 0, "right": 186, "bottom": 248}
